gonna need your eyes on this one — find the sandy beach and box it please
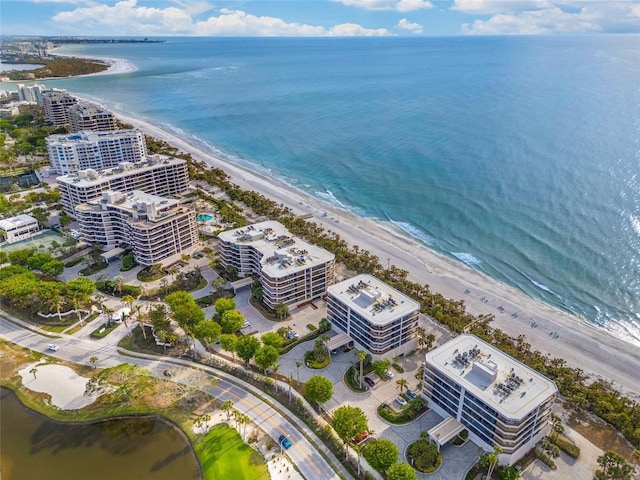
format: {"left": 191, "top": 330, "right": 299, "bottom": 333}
{"left": 71, "top": 92, "right": 640, "bottom": 399}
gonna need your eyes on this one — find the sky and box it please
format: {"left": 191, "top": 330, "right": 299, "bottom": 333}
{"left": 2, "top": 0, "right": 640, "bottom": 37}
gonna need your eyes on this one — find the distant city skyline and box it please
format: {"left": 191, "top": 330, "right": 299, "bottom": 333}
{"left": 2, "top": 0, "right": 639, "bottom": 37}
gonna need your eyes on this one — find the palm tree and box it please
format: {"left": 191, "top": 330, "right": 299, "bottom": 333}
{"left": 122, "top": 294, "right": 135, "bottom": 313}
{"left": 295, "top": 360, "right": 303, "bottom": 384}
{"left": 396, "top": 377, "right": 409, "bottom": 393}
{"left": 103, "top": 306, "right": 115, "bottom": 326}
{"left": 89, "top": 356, "right": 98, "bottom": 369}
{"left": 156, "top": 329, "right": 169, "bottom": 352}
{"left": 222, "top": 399, "right": 234, "bottom": 420}
{"left": 134, "top": 304, "right": 146, "bottom": 339}
{"left": 30, "top": 366, "right": 38, "bottom": 379}
{"left": 356, "top": 350, "right": 367, "bottom": 389}
{"left": 274, "top": 303, "right": 289, "bottom": 320}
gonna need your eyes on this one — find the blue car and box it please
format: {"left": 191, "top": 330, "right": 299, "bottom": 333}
{"left": 279, "top": 434, "right": 292, "bottom": 449}
{"left": 406, "top": 389, "right": 417, "bottom": 399}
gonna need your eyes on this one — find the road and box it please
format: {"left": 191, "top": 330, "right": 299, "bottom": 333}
{"left": 0, "top": 316, "right": 340, "bottom": 480}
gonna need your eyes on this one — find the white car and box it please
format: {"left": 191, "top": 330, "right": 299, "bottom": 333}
{"left": 47, "top": 344, "right": 59, "bottom": 352}
{"left": 385, "top": 370, "right": 394, "bottom": 379}
{"left": 396, "top": 396, "right": 408, "bottom": 406}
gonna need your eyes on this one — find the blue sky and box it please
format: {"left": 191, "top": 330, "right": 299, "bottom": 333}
{"left": 2, "top": 0, "right": 639, "bottom": 36}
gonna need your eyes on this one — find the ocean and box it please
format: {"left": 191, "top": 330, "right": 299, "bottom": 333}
{"left": 41, "top": 36, "right": 640, "bottom": 346}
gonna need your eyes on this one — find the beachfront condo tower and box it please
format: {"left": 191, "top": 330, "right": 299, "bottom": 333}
{"left": 326, "top": 274, "right": 420, "bottom": 359}
{"left": 68, "top": 103, "right": 118, "bottom": 132}
{"left": 76, "top": 190, "right": 198, "bottom": 266}
{"left": 47, "top": 129, "right": 147, "bottom": 175}
{"left": 422, "top": 334, "right": 557, "bottom": 465}
{"left": 42, "top": 90, "right": 77, "bottom": 125}
{"left": 57, "top": 156, "right": 189, "bottom": 218}
{"left": 218, "top": 220, "right": 335, "bottom": 310}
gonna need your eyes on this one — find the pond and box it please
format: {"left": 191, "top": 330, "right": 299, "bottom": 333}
{"left": 0, "top": 387, "right": 202, "bottom": 480}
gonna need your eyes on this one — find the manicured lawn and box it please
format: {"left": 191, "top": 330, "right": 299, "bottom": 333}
{"left": 194, "top": 424, "right": 267, "bottom": 480}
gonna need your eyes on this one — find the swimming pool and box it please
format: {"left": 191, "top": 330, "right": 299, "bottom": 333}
{"left": 196, "top": 214, "right": 213, "bottom": 222}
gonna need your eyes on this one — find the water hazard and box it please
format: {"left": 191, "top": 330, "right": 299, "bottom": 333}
{"left": 0, "top": 387, "right": 201, "bottom": 480}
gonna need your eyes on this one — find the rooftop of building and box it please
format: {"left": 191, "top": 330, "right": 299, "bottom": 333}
{"left": 327, "top": 274, "right": 420, "bottom": 326}
{"left": 77, "top": 190, "right": 184, "bottom": 223}
{"left": 0, "top": 214, "right": 38, "bottom": 230}
{"left": 68, "top": 103, "right": 114, "bottom": 115}
{"left": 46, "top": 129, "right": 142, "bottom": 144}
{"left": 218, "top": 220, "right": 334, "bottom": 278}
{"left": 57, "top": 156, "right": 185, "bottom": 187}
{"left": 425, "top": 334, "right": 557, "bottom": 419}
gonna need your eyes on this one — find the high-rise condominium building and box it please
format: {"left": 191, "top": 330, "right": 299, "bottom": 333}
{"left": 68, "top": 103, "right": 118, "bottom": 132}
{"left": 42, "top": 90, "right": 77, "bottom": 125}
{"left": 422, "top": 334, "right": 557, "bottom": 465}
{"left": 218, "top": 220, "right": 335, "bottom": 310}
{"left": 17, "top": 84, "right": 45, "bottom": 104}
{"left": 76, "top": 190, "right": 198, "bottom": 266}
{"left": 47, "top": 129, "right": 147, "bottom": 175}
{"left": 326, "top": 274, "right": 420, "bottom": 359}
{"left": 57, "top": 156, "right": 189, "bottom": 217}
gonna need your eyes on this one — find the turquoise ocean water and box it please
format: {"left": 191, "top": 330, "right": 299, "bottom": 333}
{"left": 44, "top": 36, "right": 639, "bottom": 345}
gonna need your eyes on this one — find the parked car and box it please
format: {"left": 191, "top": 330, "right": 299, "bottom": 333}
{"left": 364, "top": 377, "right": 375, "bottom": 387}
{"left": 396, "top": 396, "right": 408, "bottom": 406}
{"left": 385, "top": 370, "right": 394, "bottom": 379}
{"left": 286, "top": 331, "right": 299, "bottom": 340}
{"left": 406, "top": 389, "right": 417, "bottom": 399}
{"left": 331, "top": 349, "right": 338, "bottom": 355}
{"left": 47, "top": 344, "right": 59, "bottom": 352}
{"left": 243, "top": 321, "right": 251, "bottom": 328}
{"left": 278, "top": 434, "right": 292, "bottom": 449}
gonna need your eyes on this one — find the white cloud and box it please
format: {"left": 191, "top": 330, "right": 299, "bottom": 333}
{"left": 397, "top": 18, "right": 424, "bottom": 33}
{"left": 451, "top": 0, "right": 553, "bottom": 14}
{"left": 335, "top": 0, "right": 433, "bottom": 12}
{"left": 328, "top": 23, "right": 392, "bottom": 36}
{"left": 461, "top": 6, "right": 601, "bottom": 34}
{"left": 52, "top": 1, "right": 393, "bottom": 36}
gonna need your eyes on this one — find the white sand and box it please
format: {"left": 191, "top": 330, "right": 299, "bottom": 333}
{"left": 73, "top": 95, "right": 640, "bottom": 399}
{"left": 19, "top": 362, "right": 96, "bottom": 410}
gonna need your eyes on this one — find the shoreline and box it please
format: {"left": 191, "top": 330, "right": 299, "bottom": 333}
{"left": 73, "top": 93, "right": 640, "bottom": 399}
{"left": 47, "top": 46, "right": 137, "bottom": 77}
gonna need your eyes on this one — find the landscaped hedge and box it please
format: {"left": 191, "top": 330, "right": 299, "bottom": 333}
{"left": 552, "top": 436, "right": 580, "bottom": 458}
{"left": 377, "top": 397, "right": 427, "bottom": 424}
{"left": 534, "top": 448, "right": 557, "bottom": 470}
{"left": 407, "top": 434, "right": 442, "bottom": 473}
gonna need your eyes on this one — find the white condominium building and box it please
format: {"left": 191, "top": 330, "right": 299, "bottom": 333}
{"left": 327, "top": 274, "right": 420, "bottom": 359}
{"left": 69, "top": 103, "right": 118, "bottom": 132}
{"left": 17, "top": 84, "right": 45, "bottom": 104}
{"left": 422, "top": 334, "right": 557, "bottom": 465}
{"left": 57, "top": 156, "right": 189, "bottom": 217}
{"left": 0, "top": 214, "right": 40, "bottom": 244}
{"left": 42, "top": 90, "right": 77, "bottom": 125}
{"left": 47, "top": 129, "right": 147, "bottom": 175}
{"left": 218, "top": 220, "right": 335, "bottom": 310}
{"left": 76, "top": 190, "right": 198, "bottom": 266}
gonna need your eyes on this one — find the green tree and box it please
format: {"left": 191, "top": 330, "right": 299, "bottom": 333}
{"left": 261, "top": 332, "right": 284, "bottom": 349}
{"left": 250, "top": 280, "right": 263, "bottom": 300}
{"left": 165, "top": 291, "right": 205, "bottom": 350}
{"left": 396, "top": 377, "right": 409, "bottom": 393}
{"left": 499, "top": 466, "right": 520, "bottom": 480}
{"left": 8, "top": 247, "right": 36, "bottom": 266}
{"left": 221, "top": 399, "right": 234, "bottom": 420}
{"left": 66, "top": 277, "right": 96, "bottom": 324}
{"left": 362, "top": 439, "right": 399, "bottom": 472}
{"left": 254, "top": 345, "right": 280, "bottom": 374}
{"left": 214, "top": 297, "right": 236, "bottom": 317}
{"left": 274, "top": 303, "right": 289, "bottom": 320}
{"left": 193, "top": 320, "right": 222, "bottom": 352}
{"left": 332, "top": 405, "right": 368, "bottom": 459}
{"left": 596, "top": 450, "right": 636, "bottom": 480}
{"left": 387, "top": 462, "right": 417, "bottom": 480}
{"left": 305, "top": 375, "right": 333, "bottom": 407}
{"left": 219, "top": 333, "right": 238, "bottom": 359}
{"left": 235, "top": 335, "right": 260, "bottom": 366}
{"left": 40, "top": 259, "right": 64, "bottom": 276}
{"left": 295, "top": 360, "right": 303, "bottom": 383}
{"left": 220, "top": 309, "right": 244, "bottom": 333}
{"left": 30, "top": 206, "right": 49, "bottom": 228}
{"left": 26, "top": 252, "right": 53, "bottom": 271}
{"left": 89, "top": 356, "right": 98, "bottom": 369}
{"left": 0, "top": 250, "right": 8, "bottom": 264}
{"left": 372, "top": 359, "right": 391, "bottom": 379}
{"left": 356, "top": 349, "right": 367, "bottom": 389}
{"left": 480, "top": 445, "right": 502, "bottom": 480}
